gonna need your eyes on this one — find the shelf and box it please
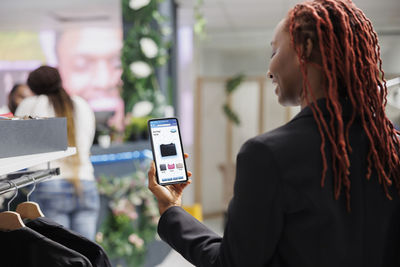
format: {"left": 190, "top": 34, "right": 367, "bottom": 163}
{"left": 0, "top": 147, "right": 76, "bottom": 176}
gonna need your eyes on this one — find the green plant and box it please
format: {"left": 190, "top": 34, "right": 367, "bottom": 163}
{"left": 124, "top": 116, "right": 151, "bottom": 141}
{"left": 121, "top": 0, "right": 170, "bottom": 113}
{"left": 194, "top": 0, "right": 207, "bottom": 38}
{"left": 222, "top": 74, "right": 245, "bottom": 125}
{"left": 96, "top": 162, "right": 159, "bottom": 267}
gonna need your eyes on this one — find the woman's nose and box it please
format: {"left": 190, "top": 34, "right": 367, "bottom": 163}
{"left": 267, "top": 70, "right": 273, "bottom": 79}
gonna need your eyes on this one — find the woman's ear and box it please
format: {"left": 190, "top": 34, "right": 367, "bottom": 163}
{"left": 304, "top": 37, "right": 313, "bottom": 59}
{"left": 300, "top": 37, "right": 313, "bottom": 60}
{"left": 296, "top": 29, "right": 315, "bottom": 60}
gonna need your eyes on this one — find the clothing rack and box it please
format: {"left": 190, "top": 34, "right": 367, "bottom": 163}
{"left": 0, "top": 168, "right": 60, "bottom": 195}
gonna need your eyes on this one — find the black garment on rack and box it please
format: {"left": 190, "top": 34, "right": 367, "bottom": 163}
{"left": 26, "top": 217, "right": 111, "bottom": 267}
{"left": 0, "top": 227, "right": 92, "bottom": 267}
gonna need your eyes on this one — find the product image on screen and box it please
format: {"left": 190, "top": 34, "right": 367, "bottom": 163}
{"left": 168, "top": 164, "right": 175, "bottom": 169}
{"left": 149, "top": 118, "right": 188, "bottom": 185}
{"left": 160, "top": 143, "right": 177, "bottom": 157}
{"left": 176, "top": 163, "right": 183, "bottom": 169}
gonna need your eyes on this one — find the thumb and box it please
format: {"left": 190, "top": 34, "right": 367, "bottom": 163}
{"left": 148, "top": 161, "right": 158, "bottom": 188}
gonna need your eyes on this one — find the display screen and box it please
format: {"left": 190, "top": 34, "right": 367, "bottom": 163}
{"left": 149, "top": 118, "right": 188, "bottom": 185}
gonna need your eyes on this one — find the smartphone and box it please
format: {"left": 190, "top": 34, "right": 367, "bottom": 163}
{"left": 148, "top": 117, "right": 189, "bottom": 185}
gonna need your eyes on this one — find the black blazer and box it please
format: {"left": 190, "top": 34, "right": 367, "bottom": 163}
{"left": 158, "top": 99, "right": 400, "bottom": 267}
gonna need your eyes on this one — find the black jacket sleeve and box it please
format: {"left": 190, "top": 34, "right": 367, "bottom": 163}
{"left": 158, "top": 139, "right": 285, "bottom": 266}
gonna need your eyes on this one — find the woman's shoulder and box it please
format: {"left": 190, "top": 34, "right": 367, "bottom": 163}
{"left": 15, "top": 95, "right": 51, "bottom": 116}
{"left": 71, "top": 95, "right": 90, "bottom": 108}
{"left": 71, "top": 96, "right": 94, "bottom": 114}
{"left": 20, "top": 95, "right": 48, "bottom": 105}
{"left": 70, "top": 95, "right": 95, "bottom": 122}
{"left": 241, "top": 118, "right": 320, "bottom": 157}
{"left": 238, "top": 126, "right": 291, "bottom": 156}
{"left": 260, "top": 118, "right": 314, "bottom": 140}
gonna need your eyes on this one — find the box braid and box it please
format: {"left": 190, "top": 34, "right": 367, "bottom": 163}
{"left": 286, "top": 0, "right": 400, "bottom": 211}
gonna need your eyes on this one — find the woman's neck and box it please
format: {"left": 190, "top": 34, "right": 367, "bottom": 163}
{"left": 300, "top": 64, "right": 326, "bottom": 109}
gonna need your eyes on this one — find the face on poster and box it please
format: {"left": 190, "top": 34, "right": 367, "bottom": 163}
{"left": 0, "top": 28, "right": 125, "bottom": 130}
{"left": 56, "top": 28, "right": 124, "bottom": 130}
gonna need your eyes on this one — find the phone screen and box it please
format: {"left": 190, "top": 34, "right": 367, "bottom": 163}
{"left": 148, "top": 118, "right": 188, "bottom": 185}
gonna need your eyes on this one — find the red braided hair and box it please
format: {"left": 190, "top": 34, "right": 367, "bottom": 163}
{"left": 287, "top": 0, "right": 400, "bottom": 211}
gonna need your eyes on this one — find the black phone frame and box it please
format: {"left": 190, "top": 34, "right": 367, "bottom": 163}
{"left": 148, "top": 117, "right": 189, "bottom": 186}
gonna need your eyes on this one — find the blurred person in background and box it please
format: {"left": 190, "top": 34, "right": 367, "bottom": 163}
{"left": 0, "top": 83, "right": 33, "bottom": 114}
{"left": 148, "top": 0, "right": 400, "bottom": 266}
{"left": 56, "top": 28, "right": 124, "bottom": 132}
{"left": 8, "top": 84, "right": 33, "bottom": 114}
{"left": 15, "top": 65, "right": 99, "bottom": 240}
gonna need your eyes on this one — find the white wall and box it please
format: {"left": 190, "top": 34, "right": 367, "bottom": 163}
{"left": 179, "top": 23, "right": 400, "bottom": 215}
{"left": 194, "top": 31, "right": 300, "bottom": 214}
{"left": 380, "top": 35, "right": 400, "bottom": 76}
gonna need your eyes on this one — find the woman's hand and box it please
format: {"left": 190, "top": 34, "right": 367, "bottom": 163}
{"left": 148, "top": 153, "right": 192, "bottom": 215}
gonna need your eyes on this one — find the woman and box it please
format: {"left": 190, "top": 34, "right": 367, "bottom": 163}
{"left": 0, "top": 83, "right": 33, "bottom": 114}
{"left": 7, "top": 84, "right": 33, "bottom": 114}
{"left": 148, "top": 0, "right": 400, "bottom": 266}
{"left": 15, "top": 66, "right": 99, "bottom": 240}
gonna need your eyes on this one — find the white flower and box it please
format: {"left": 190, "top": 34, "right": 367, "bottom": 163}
{"left": 161, "top": 26, "right": 172, "bottom": 36}
{"left": 140, "top": 38, "right": 158, "bottom": 58}
{"left": 129, "top": 0, "right": 151, "bottom": 10}
{"left": 129, "top": 61, "right": 152, "bottom": 78}
{"left": 132, "top": 101, "right": 153, "bottom": 117}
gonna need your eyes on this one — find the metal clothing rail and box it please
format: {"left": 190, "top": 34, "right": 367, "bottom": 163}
{"left": 0, "top": 168, "right": 60, "bottom": 195}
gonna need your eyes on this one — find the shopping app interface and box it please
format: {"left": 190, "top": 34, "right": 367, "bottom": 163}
{"left": 150, "top": 119, "right": 186, "bottom": 184}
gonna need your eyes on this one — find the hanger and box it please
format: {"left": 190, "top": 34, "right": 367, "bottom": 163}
{"left": 16, "top": 175, "right": 44, "bottom": 220}
{"left": 0, "top": 181, "right": 25, "bottom": 230}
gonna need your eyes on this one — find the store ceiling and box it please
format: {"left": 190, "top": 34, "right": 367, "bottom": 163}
{"left": 0, "top": 0, "right": 399, "bottom": 34}
{"left": 0, "top": 0, "right": 121, "bottom": 31}
{"left": 179, "top": 0, "right": 400, "bottom": 35}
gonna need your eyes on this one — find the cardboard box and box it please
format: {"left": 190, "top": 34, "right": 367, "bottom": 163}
{"left": 0, "top": 117, "right": 68, "bottom": 158}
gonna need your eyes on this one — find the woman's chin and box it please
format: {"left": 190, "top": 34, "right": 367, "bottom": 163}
{"left": 274, "top": 86, "right": 279, "bottom": 96}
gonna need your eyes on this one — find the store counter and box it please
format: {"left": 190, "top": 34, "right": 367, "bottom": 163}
{"left": 90, "top": 140, "right": 152, "bottom": 178}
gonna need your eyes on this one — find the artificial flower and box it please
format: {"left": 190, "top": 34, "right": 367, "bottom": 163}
{"left": 128, "top": 233, "right": 144, "bottom": 248}
{"left": 140, "top": 38, "right": 158, "bottom": 58}
{"left": 129, "top": 0, "right": 151, "bottom": 10}
{"left": 129, "top": 61, "right": 152, "bottom": 78}
{"left": 111, "top": 198, "right": 138, "bottom": 220}
{"left": 131, "top": 101, "right": 154, "bottom": 117}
